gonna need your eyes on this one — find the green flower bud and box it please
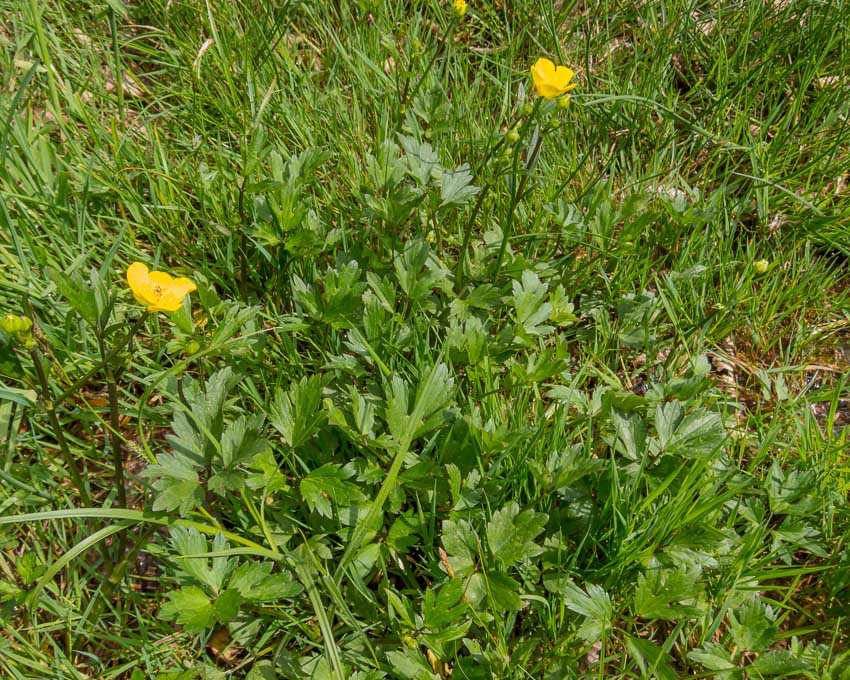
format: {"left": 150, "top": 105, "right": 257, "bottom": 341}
{"left": 1, "top": 314, "right": 32, "bottom": 334}
{"left": 753, "top": 259, "right": 769, "bottom": 275}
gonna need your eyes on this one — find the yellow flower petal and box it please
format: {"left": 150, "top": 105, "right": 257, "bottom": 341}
{"left": 553, "top": 66, "right": 575, "bottom": 91}
{"left": 532, "top": 58, "right": 555, "bottom": 80}
{"left": 150, "top": 293, "right": 184, "bottom": 312}
{"left": 127, "top": 262, "right": 156, "bottom": 307}
{"left": 171, "top": 277, "right": 197, "bottom": 296}
{"left": 126, "top": 262, "right": 196, "bottom": 313}
{"left": 159, "top": 278, "right": 197, "bottom": 310}
{"left": 148, "top": 270, "right": 174, "bottom": 286}
{"left": 127, "top": 261, "right": 150, "bottom": 292}
{"left": 531, "top": 57, "right": 576, "bottom": 99}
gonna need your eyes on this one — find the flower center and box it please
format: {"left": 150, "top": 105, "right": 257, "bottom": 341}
{"left": 152, "top": 284, "right": 163, "bottom": 297}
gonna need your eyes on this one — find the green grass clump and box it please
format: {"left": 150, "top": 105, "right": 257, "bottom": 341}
{"left": 1, "top": 0, "right": 849, "bottom": 677}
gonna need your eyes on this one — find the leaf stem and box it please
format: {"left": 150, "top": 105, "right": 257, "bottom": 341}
{"left": 456, "top": 98, "right": 543, "bottom": 292}
{"left": 28, "top": 345, "right": 91, "bottom": 506}
{"left": 98, "top": 331, "right": 127, "bottom": 511}
{"left": 55, "top": 313, "right": 148, "bottom": 407}
{"left": 108, "top": 7, "right": 125, "bottom": 125}
{"left": 27, "top": 0, "right": 61, "bottom": 117}
{"left": 397, "top": 16, "right": 458, "bottom": 127}
{"left": 492, "top": 100, "right": 544, "bottom": 281}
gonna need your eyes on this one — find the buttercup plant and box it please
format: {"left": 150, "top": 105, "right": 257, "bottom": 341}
{"left": 488, "top": 57, "right": 579, "bottom": 280}
{"left": 1, "top": 2, "right": 848, "bottom": 676}
{"left": 456, "top": 57, "right": 578, "bottom": 290}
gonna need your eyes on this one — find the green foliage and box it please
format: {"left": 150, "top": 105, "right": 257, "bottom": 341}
{"left": 0, "top": 0, "right": 848, "bottom": 677}
{"left": 485, "top": 502, "right": 547, "bottom": 568}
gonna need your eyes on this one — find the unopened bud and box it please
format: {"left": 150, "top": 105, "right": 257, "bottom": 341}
{"left": 0, "top": 314, "right": 31, "bottom": 334}
{"left": 1, "top": 314, "right": 35, "bottom": 348}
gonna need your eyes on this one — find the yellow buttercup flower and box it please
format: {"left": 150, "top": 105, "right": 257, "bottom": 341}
{"left": 531, "top": 57, "right": 576, "bottom": 99}
{"left": 126, "top": 262, "right": 196, "bottom": 313}
{"left": 452, "top": 0, "right": 467, "bottom": 18}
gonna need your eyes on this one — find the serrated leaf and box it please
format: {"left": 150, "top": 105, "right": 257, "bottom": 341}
{"left": 625, "top": 636, "right": 678, "bottom": 680}
{"left": 208, "top": 469, "right": 245, "bottom": 495}
{"left": 729, "top": 597, "right": 778, "bottom": 653}
{"left": 664, "top": 408, "right": 726, "bottom": 458}
{"left": 441, "top": 519, "right": 478, "bottom": 576}
{"left": 169, "top": 528, "right": 232, "bottom": 593}
{"left": 386, "top": 364, "right": 454, "bottom": 443}
{"left": 529, "top": 446, "right": 600, "bottom": 491}
{"left": 198, "top": 367, "right": 234, "bottom": 435}
{"left": 560, "top": 580, "right": 613, "bottom": 643}
{"left": 48, "top": 268, "right": 99, "bottom": 327}
{"left": 412, "top": 363, "right": 454, "bottom": 430}
{"left": 655, "top": 400, "right": 684, "bottom": 448}
{"left": 213, "top": 588, "right": 242, "bottom": 624}
{"left": 145, "top": 453, "right": 203, "bottom": 516}
{"left": 766, "top": 460, "right": 819, "bottom": 516}
{"left": 512, "top": 270, "right": 553, "bottom": 336}
{"left": 687, "top": 643, "right": 741, "bottom": 679}
{"left": 399, "top": 134, "right": 441, "bottom": 185}
{"left": 486, "top": 571, "right": 522, "bottom": 612}
{"left": 159, "top": 586, "right": 216, "bottom": 632}
{"left": 440, "top": 164, "right": 479, "bottom": 207}
{"left": 321, "top": 261, "right": 367, "bottom": 327}
{"left": 229, "top": 562, "right": 301, "bottom": 601}
{"left": 423, "top": 578, "right": 468, "bottom": 629}
{"left": 549, "top": 284, "right": 578, "bottom": 326}
{"left": 611, "top": 408, "right": 647, "bottom": 461}
{"left": 748, "top": 650, "right": 811, "bottom": 676}
{"left": 385, "top": 649, "right": 439, "bottom": 680}
{"left": 386, "top": 589, "right": 417, "bottom": 628}
{"left": 385, "top": 374, "right": 412, "bottom": 442}
{"left": 772, "top": 520, "right": 827, "bottom": 560}
{"left": 245, "top": 449, "right": 289, "bottom": 493}
{"left": 300, "top": 464, "right": 365, "bottom": 518}
{"left": 166, "top": 410, "right": 206, "bottom": 463}
{"left": 220, "top": 414, "right": 268, "bottom": 467}
{"left": 365, "top": 138, "right": 405, "bottom": 190}
{"left": 269, "top": 375, "right": 326, "bottom": 448}
{"left": 486, "top": 502, "right": 547, "bottom": 567}
{"left": 169, "top": 526, "right": 210, "bottom": 584}
{"left": 394, "top": 239, "right": 448, "bottom": 302}
{"left": 633, "top": 567, "right": 703, "bottom": 620}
